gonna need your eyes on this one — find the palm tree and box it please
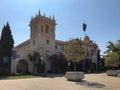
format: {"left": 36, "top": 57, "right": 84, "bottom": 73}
{"left": 105, "top": 40, "right": 120, "bottom": 68}
{"left": 105, "top": 40, "right": 120, "bottom": 53}
{"left": 105, "top": 41, "right": 115, "bottom": 53}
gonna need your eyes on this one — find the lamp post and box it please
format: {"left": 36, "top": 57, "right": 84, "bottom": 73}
{"left": 40, "top": 57, "right": 44, "bottom": 73}
{"left": 41, "top": 57, "right": 43, "bottom": 63}
{"left": 68, "top": 59, "right": 71, "bottom": 71}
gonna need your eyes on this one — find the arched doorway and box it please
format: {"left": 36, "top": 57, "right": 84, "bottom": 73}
{"left": 17, "top": 59, "right": 28, "bottom": 74}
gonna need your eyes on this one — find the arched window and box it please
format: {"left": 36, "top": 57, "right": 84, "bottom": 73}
{"left": 87, "top": 53, "right": 89, "bottom": 57}
{"left": 51, "top": 29, "right": 53, "bottom": 33}
{"left": 46, "top": 24, "right": 49, "bottom": 33}
{"left": 47, "top": 39, "right": 49, "bottom": 44}
{"left": 55, "top": 45, "right": 57, "bottom": 49}
{"left": 33, "top": 40, "right": 35, "bottom": 45}
{"left": 91, "top": 49, "right": 94, "bottom": 56}
{"left": 41, "top": 26, "right": 43, "bottom": 32}
{"left": 34, "top": 26, "right": 36, "bottom": 30}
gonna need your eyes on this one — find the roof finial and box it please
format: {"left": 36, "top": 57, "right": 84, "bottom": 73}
{"left": 31, "top": 16, "right": 34, "bottom": 20}
{"left": 36, "top": 14, "right": 37, "bottom": 17}
{"left": 53, "top": 15, "right": 55, "bottom": 20}
{"left": 44, "top": 13, "right": 46, "bottom": 17}
{"left": 38, "top": 9, "right": 41, "bottom": 15}
{"left": 49, "top": 15, "right": 51, "bottom": 19}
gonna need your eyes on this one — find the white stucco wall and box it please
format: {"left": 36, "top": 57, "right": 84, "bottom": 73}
{"left": 11, "top": 50, "right": 34, "bottom": 73}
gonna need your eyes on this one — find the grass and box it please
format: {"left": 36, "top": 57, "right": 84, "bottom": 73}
{"left": 2, "top": 75, "right": 40, "bottom": 79}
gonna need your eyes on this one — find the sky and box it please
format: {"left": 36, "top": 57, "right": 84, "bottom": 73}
{"left": 0, "top": 0, "right": 120, "bottom": 55}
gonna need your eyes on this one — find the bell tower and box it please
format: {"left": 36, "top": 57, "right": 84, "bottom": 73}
{"left": 29, "top": 10, "right": 56, "bottom": 56}
{"left": 29, "top": 10, "right": 56, "bottom": 40}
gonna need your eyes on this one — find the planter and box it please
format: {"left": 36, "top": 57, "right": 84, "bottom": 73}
{"left": 117, "top": 70, "right": 120, "bottom": 77}
{"left": 106, "top": 70, "right": 117, "bottom": 76}
{"left": 65, "top": 72, "right": 84, "bottom": 81}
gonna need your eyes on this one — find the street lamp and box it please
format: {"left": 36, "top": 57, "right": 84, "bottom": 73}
{"left": 41, "top": 57, "right": 43, "bottom": 64}
{"left": 68, "top": 59, "right": 71, "bottom": 71}
{"left": 68, "top": 59, "right": 71, "bottom": 66}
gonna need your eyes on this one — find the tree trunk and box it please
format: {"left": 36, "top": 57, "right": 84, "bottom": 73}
{"left": 33, "top": 63, "right": 35, "bottom": 74}
{"left": 74, "top": 62, "right": 76, "bottom": 71}
{"left": 83, "top": 61, "right": 85, "bottom": 71}
{"left": 9, "top": 57, "right": 11, "bottom": 74}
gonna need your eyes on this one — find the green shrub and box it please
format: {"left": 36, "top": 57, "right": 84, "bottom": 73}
{"left": 105, "top": 52, "right": 120, "bottom": 67}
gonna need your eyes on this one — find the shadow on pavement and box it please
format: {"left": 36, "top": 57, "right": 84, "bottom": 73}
{"left": 0, "top": 76, "right": 8, "bottom": 80}
{"left": 75, "top": 80, "right": 105, "bottom": 88}
{"left": 44, "top": 73, "right": 65, "bottom": 78}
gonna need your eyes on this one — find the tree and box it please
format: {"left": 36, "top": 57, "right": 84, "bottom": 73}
{"left": 1, "top": 23, "right": 14, "bottom": 56}
{"left": 28, "top": 51, "right": 41, "bottom": 73}
{"left": 0, "top": 25, "right": 5, "bottom": 60}
{"left": 105, "top": 41, "right": 118, "bottom": 53}
{"left": 105, "top": 40, "right": 120, "bottom": 67}
{"left": 64, "top": 39, "right": 83, "bottom": 71}
{"left": 0, "top": 40, "right": 2, "bottom": 68}
{"left": 49, "top": 54, "right": 67, "bottom": 73}
{"left": 101, "top": 57, "right": 105, "bottom": 71}
{"left": 97, "top": 50, "right": 101, "bottom": 71}
{"left": 0, "top": 39, "right": 1, "bottom": 55}
{"left": 115, "top": 40, "right": 120, "bottom": 57}
{"left": 105, "top": 52, "right": 120, "bottom": 67}
{"left": 0, "top": 22, "right": 14, "bottom": 74}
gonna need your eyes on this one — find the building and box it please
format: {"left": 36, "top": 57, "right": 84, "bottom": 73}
{"left": 11, "top": 11, "right": 99, "bottom": 74}
{"left": 80, "top": 36, "right": 99, "bottom": 71}
{"left": 65, "top": 36, "right": 99, "bottom": 72}
{"left": 11, "top": 11, "right": 64, "bottom": 74}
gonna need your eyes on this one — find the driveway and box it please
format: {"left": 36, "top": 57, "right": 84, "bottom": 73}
{"left": 0, "top": 73, "right": 120, "bottom": 90}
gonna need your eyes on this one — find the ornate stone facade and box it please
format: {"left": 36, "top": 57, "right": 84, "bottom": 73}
{"left": 81, "top": 36, "right": 99, "bottom": 71}
{"left": 11, "top": 11, "right": 64, "bottom": 73}
{"left": 11, "top": 11, "right": 99, "bottom": 74}
{"left": 82, "top": 36, "right": 98, "bottom": 62}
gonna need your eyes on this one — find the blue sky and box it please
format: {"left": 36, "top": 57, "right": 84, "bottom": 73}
{"left": 0, "top": 0, "right": 120, "bottom": 55}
